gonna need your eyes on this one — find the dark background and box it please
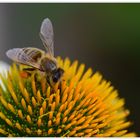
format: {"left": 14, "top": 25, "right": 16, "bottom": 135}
{"left": 0, "top": 3, "right": 139, "bottom": 135}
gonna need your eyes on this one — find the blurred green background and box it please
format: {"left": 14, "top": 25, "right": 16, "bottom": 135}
{"left": 0, "top": 3, "right": 140, "bottom": 135}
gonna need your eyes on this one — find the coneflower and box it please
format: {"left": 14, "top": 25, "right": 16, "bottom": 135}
{"left": 0, "top": 57, "right": 136, "bottom": 137}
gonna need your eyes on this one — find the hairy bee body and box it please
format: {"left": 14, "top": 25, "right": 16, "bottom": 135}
{"left": 6, "top": 18, "right": 64, "bottom": 85}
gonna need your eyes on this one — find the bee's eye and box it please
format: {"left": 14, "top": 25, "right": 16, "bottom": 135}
{"left": 52, "top": 68, "right": 64, "bottom": 83}
{"left": 52, "top": 71, "right": 60, "bottom": 83}
{"left": 53, "top": 76, "right": 58, "bottom": 83}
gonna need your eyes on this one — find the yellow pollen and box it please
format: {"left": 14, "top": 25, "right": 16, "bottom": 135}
{"left": 40, "top": 107, "right": 44, "bottom": 116}
{"left": 96, "top": 122, "right": 108, "bottom": 129}
{"left": 123, "top": 133, "right": 137, "bottom": 137}
{"left": 55, "top": 118, "right": 60, "bottom": 125}
{"left": 21, "top": 98, "right": 27, "bottom": 110}
{"left": 62, "top": 87, "right": 68, "bottom": 104}
{"left": 103, "top": 130, "right": 116, "bottom": 137}
{"left": 59, "top": 104, "right": 64, "bottom": 112}
{"left": 31, "top": 74, "right": 37, "bottom": 97}
{"left": 0, "top": 128, "right": 8, "bottom": 135}
{"left": 15, "top": 122, "right": 22, "bottom": 130}
{"left": 26, "top": 115, "right": 32, "bottom": 124}
{"left": 48, "top": 128, "right": 53, "bottom": 135}
{"left": 7, "top": 80, "right": 19, "bottom": 104}
{"left": 0, "top": 112, "right": 6, "bottom": 120}
{"left": 42, "top": 100, "right": 47, "bottom": 111}
{"left": 61, "top": 80, "right": 67, "bottom": 93}
{"left": 64, "top": 123, "right": 73, "bottom": 130}
{"left": 75, "top": 116, "right": 86, "bottom": 125}
{"left": 26, "top": 128, "right": 31, "bottom": 134}
{"left": 68, "top": 130, "right": 76, "bottom": 136}
{"left": 54, "top": 82, "right": 59, "bottom": 92}
{"left": 23, "top": 88, "right": 30, "bottom": 103}
{"left": 62, "top": 117, "right": 67, "bottom": 124}
{"left": 5, "top": 119, "right": 13, "bottom": 127}
{"left": 37, "top": 90, "right": 42, "bottom": 103}
{"left": 68, "top": 113, "right": 75, "bottom": 121}
{"left": 46, "top": 86, "right": 51, "bottom": 98}
{"left": 113, "top": 130, "right": 128, "bottom": 137}
{"left": 63, "top": 57, "right": 71, "bottom": 70}
{"left": 37, "top": 129, "right": 42, "bottom": 135}
{"left": 32, "top": 97, "right": 37, "bottom": 108}
{"left": 27, "top": 105, "right": 33, "bottom": 115}
{"left": 48, "top": 120, "right": 52, "bottom": 127}
{"left": 57, "top": 129, "right": 62, "bottom": 134}
{"left": 67, "top": 89, "right": 74, "bottom": 103}
{"left": 75, "top": 132, "right": 84, "bottom": 137}
{"left": 18, "top": 110, "right": 23, "bottom": 119}
{"left": 19, "top": 80, "right": 24, "bottom": 93}
{"left": 7, "top": 103, "right": 15, "bottom": 114}
{"left": 49, "top": 111, "right": 53, "bottom": 120}
{"left": 84, "top": 129, "right": 93, "bottom": 133}
{"left": 0, "top": 96, "right": 8, "bottom": 109}
{"left": 55, "top": 89, "right": 60, "bottom": 107}
{"left": 41, "top": 77, "right": 46, "bottom": 94}
{"left": 37, "top": 118, "right": 42, "bottom": 127}
{"left": 48, "top": 94, "right": 55, "bottom": 104}
{"left": 51, "top": 102, "right": 56, "bottom": 111}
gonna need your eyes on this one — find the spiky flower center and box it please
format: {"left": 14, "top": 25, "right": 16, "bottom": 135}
{"left": 0, "top": 57, "right": 136, "bottom": 137}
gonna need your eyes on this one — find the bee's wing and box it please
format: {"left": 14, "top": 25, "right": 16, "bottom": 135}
{"left": 6, "top": 47, "right": 45, "bottom": 71}
{"left": 40, "top": 18, "right": 54, "bottom": 56}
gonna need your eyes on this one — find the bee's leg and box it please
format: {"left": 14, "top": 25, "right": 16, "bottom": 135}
{"left": 46, "top": 76, "right": 55, "bottom": 93}
{"left": 19, "top": 68, "right": 35, "bottom": 78}
{"left": 22, "top": 67, "right": 36, "bottom": 71}
{"left": 59, "top": 80, "right": 64, "bottom": 93}
{"left": 46, "top": 76, "right": 51, "bottom": 87}
{"left": 20, "top": 67, "right": 36, "bottom": 78}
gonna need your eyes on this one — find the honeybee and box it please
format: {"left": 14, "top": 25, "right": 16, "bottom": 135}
{"left": 6, "top": 18, "right": 64, "bottom": 85}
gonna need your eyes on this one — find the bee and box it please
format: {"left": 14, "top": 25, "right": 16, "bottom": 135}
{"left": 6, "top": 18, "right": 64, "bottom": 86}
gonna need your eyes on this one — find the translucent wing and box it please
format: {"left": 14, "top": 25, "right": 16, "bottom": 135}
{"left": 6, "top": 47, "right": 45, "bottom": 71}
{"left": 40, "top": 18, "right": 54, "bottom": 56}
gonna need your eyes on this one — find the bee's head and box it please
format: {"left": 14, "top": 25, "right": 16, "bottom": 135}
{"left": 52, "top": 68, "right": 64, "bottom": 83}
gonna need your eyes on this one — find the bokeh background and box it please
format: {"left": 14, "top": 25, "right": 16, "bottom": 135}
{"left": 0, "top": 3, "right": 139, "bottom": 136}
